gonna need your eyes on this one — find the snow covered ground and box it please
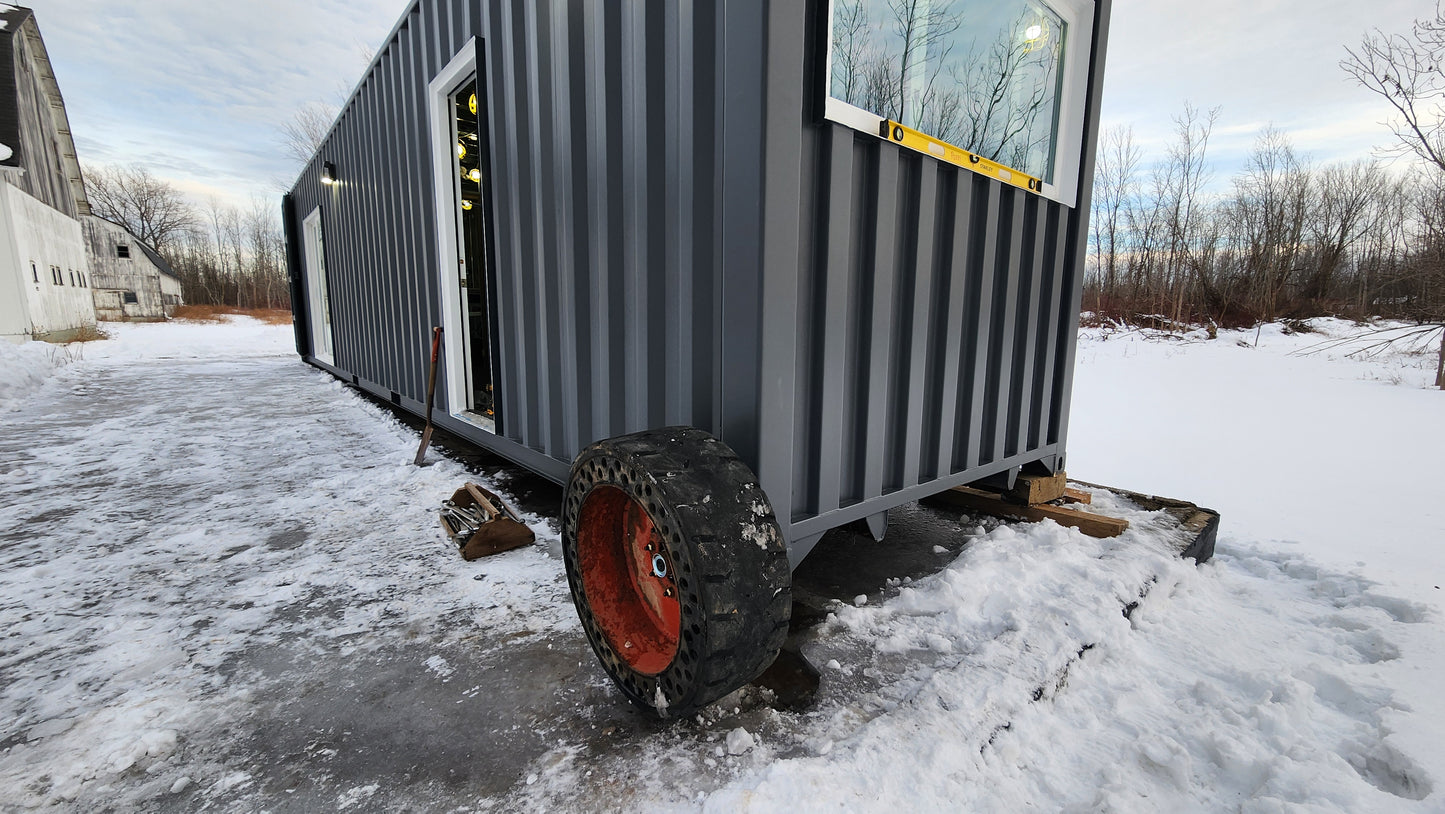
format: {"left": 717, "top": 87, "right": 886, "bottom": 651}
{"left": 0, "top": 317, "right": 1440, "bottom": 812}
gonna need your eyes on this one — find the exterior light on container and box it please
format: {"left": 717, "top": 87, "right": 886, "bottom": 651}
{"left": 462, "top": 200, "right": 473, "bottom": 211}
{"left": 468, "top": 168, "right": 481, "bottom": 183}
{"left": 457, "top": 142, "right": 467, "bottom": 159}
{"left": 320, "top": 161, "right": 338, "bottom": 185}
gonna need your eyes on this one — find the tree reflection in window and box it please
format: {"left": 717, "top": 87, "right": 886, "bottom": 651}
{"left": 830, "top": 0, "right": 1066, "bottom": 182}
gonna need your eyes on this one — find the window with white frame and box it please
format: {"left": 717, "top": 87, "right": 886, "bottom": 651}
{"left": 824, "top": 0, "right": 1094, "bottom": 204}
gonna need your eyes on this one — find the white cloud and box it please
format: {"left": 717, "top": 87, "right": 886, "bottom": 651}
{"left": 1101, "top": 0, "right": 1432, "bottom": 177}
{"left": 28, "top": 0, "right": 399, "bottom": 209}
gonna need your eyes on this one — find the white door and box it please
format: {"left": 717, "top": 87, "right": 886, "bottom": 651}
{"left": 301, "top": 208, "right": 335, "bottom": 365}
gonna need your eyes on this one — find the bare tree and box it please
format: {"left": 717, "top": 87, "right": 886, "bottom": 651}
{"left": 280, "top": 102, "right": 338, "bottom": 166}
{"left": 1303, "top": 160, "right": 1384, "bottom": 303}
{"left": 82, "top": 163, "right": 197, "bottom": 254}
{"left": 1343, "top": 3, "right": 1445, "bottom": 386}
{"left": 1090, "top": 125, "right": 1141, "bottom": 306}
{"left": 1149, "top": 103, "right": 1220, "bottom": 325}
{"left": 1342, "top": 3, "right": 1445, "bottom": 172}
{"left": 1226, "top": 127, "right": 1312, "bottom": 321}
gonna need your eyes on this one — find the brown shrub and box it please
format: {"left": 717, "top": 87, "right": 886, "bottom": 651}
{"left": 67, "top": 323, "right": 111, "bottom": 344}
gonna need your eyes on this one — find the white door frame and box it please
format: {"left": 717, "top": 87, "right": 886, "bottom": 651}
{"left": 428, "top": 38, "right": 494, "bottom": 432}
{"left": 301, "top": 207, "right": 335, "bottom": 365}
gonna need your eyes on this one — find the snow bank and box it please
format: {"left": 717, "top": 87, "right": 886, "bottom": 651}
{"left": 0, "top": 338, "right": 68, "bottom": 411}
{"left": 705, "top": 511, "right": 1438, "bottom": 812}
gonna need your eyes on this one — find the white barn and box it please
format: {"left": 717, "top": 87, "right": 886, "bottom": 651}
{"left": 84, "top": 216, "right": 183, "bottom": 321}
{"left": 0, "top": 5, "right": 96, "bottom": 343}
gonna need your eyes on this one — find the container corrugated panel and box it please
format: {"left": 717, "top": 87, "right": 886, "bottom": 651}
{"left": 284, "top": 0, "right": 1110, "bottom": 563}
{"left": 289, "top": 0, "right": 736, "bottom": 482}
{"left": 480, "top": 1, "right": 729, "bottom": 463}
{"left": 778, "top": 131, "right": 1085, "bottom": 541}
{"left": 745, "top": 2, "right": 1105, "bottom": 553}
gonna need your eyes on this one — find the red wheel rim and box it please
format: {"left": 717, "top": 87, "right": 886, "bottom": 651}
{"left": 576, "top": 485, "right": 681, "bottom": 675}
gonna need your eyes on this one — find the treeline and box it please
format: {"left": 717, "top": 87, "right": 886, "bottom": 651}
{"left": 84, "top": 164, "right": 291, "bottom": 312}
{"left": 1088, "top": 106, "right": 1445, "bottom": 329}
{"left": 166, "top": 204, "right": 290, "bottom": 311}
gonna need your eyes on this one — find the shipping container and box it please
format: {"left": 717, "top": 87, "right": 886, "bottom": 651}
{"left": 284, "top": 0, "right": 1112, "bottom": 717}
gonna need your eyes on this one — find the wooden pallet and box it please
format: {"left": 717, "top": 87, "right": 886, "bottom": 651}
{"left": 926, "top": 477, "right": 1219, "bottom": 563}
{"left": 932, "top": 485, "right": 1130, "bottom": 539}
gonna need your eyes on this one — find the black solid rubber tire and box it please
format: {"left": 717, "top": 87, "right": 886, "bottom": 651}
{"left": 561, "top": 427, "right": 792, "bottom": 718}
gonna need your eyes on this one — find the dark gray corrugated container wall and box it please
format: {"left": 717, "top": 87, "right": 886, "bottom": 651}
{"left": 284, "top": 0, "right": 1112, "bottom": 567}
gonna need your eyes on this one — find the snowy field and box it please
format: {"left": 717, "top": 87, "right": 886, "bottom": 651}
{"left": 0, "top": 317, "right": 1441, "bottom": 812}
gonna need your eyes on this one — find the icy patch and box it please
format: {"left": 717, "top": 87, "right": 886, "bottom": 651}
{"left": 0, "top": 321, "right": 572, "bottom": 811}
{"left": 208, "top": 771, "right": 252, "bottom": 795}
{"left": 337, "top": 783, "right": 380, "bottom": 809}
{"left": 425, "top": 655, "right": 455, "bottom": 681}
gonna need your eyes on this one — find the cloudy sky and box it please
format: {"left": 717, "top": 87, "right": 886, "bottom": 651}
{"left": 22, "top": 0, "right": 1435, "bottom": 211}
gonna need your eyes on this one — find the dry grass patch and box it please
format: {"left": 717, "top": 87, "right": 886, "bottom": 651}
{"left": 173, "top": 306, "right": 293, "bottom": 325}
{"left": 69, "top": 323, "right": 112, "bottom": 343}
{"left": 37, "top": 323, "right": 111, "bottom": 345}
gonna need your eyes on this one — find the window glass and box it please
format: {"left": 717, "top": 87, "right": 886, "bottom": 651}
{"left": 829, "top": 0, "right": 1067, "bottom": 182}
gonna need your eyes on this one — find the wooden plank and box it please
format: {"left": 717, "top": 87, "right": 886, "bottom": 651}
{"left": 1061, "top": 487, "right": 1093, "bottom": 506}
{"left": 933, "top": 486, "right": 1128, "bottom": 539}
{"left": 1007, "top": 471, "right": 1067, "bottom": 505}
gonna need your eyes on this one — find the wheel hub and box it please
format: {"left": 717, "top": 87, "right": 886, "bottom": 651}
{"left": 576, "top": 485, "right": 680, "bottom": 675}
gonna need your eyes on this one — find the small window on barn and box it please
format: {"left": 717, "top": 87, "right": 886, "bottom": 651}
{"left": 51, "top": 266, "right": 62, "bottom": 285}
{"left": 822, "top": 0, "right": 1094, "bottom": 203}
{"left": 68, "top": 270, "right": 75, "bottom": 286}
{"left": 123, "top": 291, "right": 138, "bottom": 304}
{"left": 31, "top": 263, "right": 38, "bottom": 283}
{"left": 117, "top": 245, "right": 131, "bottom": 259}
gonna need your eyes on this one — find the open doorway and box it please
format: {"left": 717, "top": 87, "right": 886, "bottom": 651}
{"left": 430, "top": 39, "right": 501, "bottom": 434}
{"left": 301, "top": 207, "right": 335, "bottom": 365}
{"left": 449, "top": 78, "right": 499, "bottom": 425}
